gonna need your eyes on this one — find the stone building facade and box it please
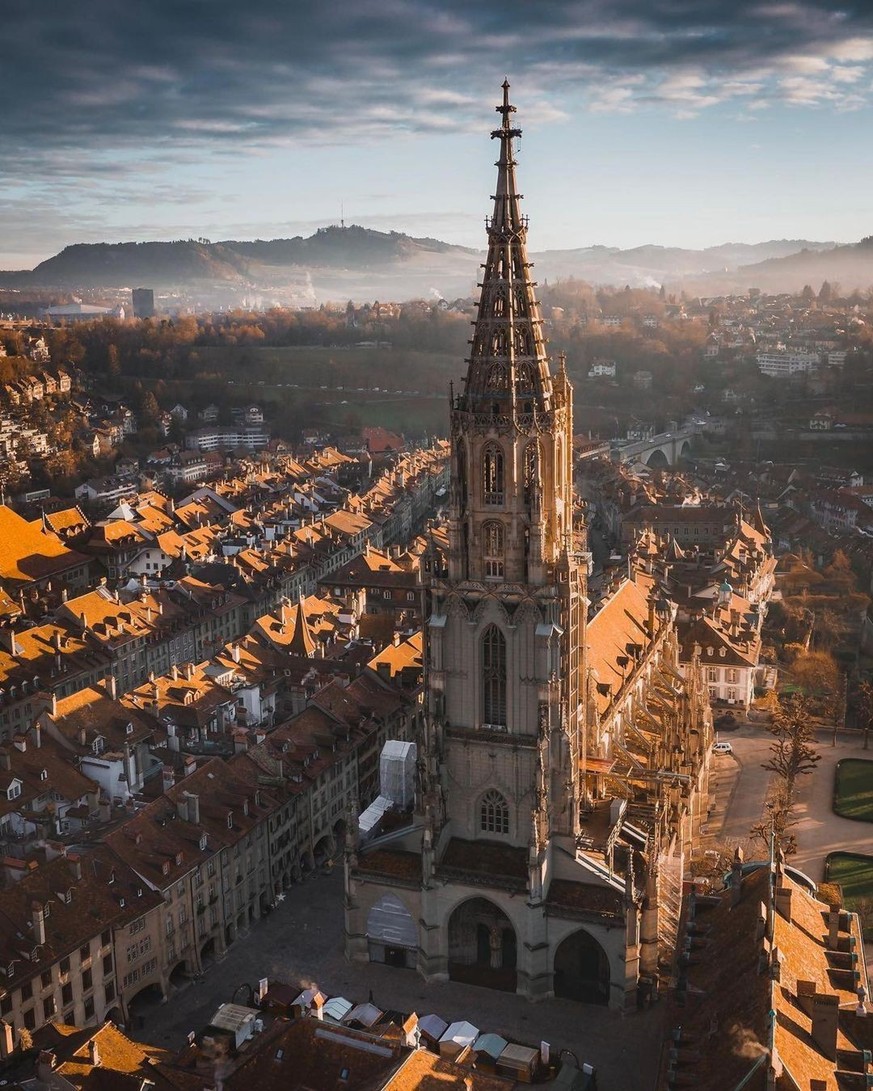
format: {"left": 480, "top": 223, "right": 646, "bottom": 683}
{"left": 345, "top": 84, "right": 712, "bottom": 1010}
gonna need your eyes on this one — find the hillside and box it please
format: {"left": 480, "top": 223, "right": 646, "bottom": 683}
{"left": 3, "top": 227, "right": 873, "bottom": 300}
{"left": 672, "top": 237, "right": 873, "bottom": 296}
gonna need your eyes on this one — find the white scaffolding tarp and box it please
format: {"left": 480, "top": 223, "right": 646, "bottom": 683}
{"left": 380, "top": 740, "right": 417, "bottom": 806}
{"left": 366, "top": 893, "right": 418, "bottom": 948}
{"left": 358, "top": 794, "right": 392, "bottom": 837}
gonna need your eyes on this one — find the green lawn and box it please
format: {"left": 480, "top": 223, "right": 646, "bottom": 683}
{"left": 825, "top": 853, "right": 873, "bottom": 938}
{"left": 833, "top": 759, "right": 873, "bottom": 822}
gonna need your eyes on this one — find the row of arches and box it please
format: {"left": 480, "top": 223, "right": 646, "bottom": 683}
{"left": 365, "top": 894, "right": 610, "bottom": 1004}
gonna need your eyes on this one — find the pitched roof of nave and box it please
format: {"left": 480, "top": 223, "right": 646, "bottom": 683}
{"left": 586, "top": 577, "right": 666, "bottom": 717}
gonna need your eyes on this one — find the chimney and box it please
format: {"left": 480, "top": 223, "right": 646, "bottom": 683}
{"left": 104, "top": 675, "right": 117, "bottom": 700}
{"left": 37, "top": 1049, "right": 56, "bottom": 1079}
{"left": 1, "top": 1021, "right": 16, "bottom": 1059}
{"left": 231, "top": 643, "right": 240, "bottom": 664}
{"left": 731, "top": 846, "right": 744, "bottom": 906}
{"left": 88, "top": 1039, "right": 101, "bottom": 1067}
{"left": 68, "top": 853, "right": 82, "bottom": 880}
{"left": 32, "top": 901, "right": 46, "bottom": 945}
{"left": 810, "top": 993, "right": 839, "bottom": 1060}
{"left": 162, "top": 766, "right": 175, "bottom": 792}
{"left": 186, "top": 792, "right": 200, "bottom": 824}
{"left": 184, "top": 755, "right": 196, "bottom": 778}
{"left": 774, "top": 886, "right": 792, "bottom": 922}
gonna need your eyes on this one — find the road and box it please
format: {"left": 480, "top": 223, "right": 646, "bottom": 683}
{"left": 129, "top": 867, "right": 664, "bottom": 1087}
{"left": 711, "top": 721, "right": 873, "bottom": 878}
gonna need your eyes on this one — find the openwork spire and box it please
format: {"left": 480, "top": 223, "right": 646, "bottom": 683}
{"left": 462, "top": 80, "right": 552, "bottom": 413}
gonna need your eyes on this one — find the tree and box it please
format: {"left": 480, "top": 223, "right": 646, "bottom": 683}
{"left": 790, "top": 651, "right": 841, "bottom": 720}
{"left": 859, "top": 680, "right": 873, "bottom": 751}
{"left": 138, "top": 390, "right": 160, "bottom": 426}
{"left": 107, "top": 343, "right": 121, "bottom": 379}
{"left": 763, "top": 694, "right": 821, "bottom": 799}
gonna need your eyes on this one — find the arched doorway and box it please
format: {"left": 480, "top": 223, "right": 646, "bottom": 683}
{"left": 168, "top": 960, "right": 188, "bottom": 989}
{"left": 553, "top": 929, "right": 610, "bottom": 1004}
{"left": 448, "top": 898, "right": 517, "bottom": 992}
{"left": 313, "top": 834, "right": 333, "bottom": 867}
{"left": 126, "top": 981, "right": 165, "bottom": 1031}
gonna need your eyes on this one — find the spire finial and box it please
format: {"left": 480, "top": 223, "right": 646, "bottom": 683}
{"left": 498, "top": 78, "right": 514, "bottom": 125}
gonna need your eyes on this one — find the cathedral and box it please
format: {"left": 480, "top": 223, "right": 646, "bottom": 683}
{"left": 344, "top": 83, "right": 712, "bottom": 1010}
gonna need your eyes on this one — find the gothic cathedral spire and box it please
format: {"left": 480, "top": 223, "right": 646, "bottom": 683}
{"left": 450, "top": 80, "right": 575, "bottom": 587}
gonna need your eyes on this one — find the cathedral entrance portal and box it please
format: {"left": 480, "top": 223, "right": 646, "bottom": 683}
{"left": 553, "top": 929, "right": 610, "bottom": 1004}
{"left": 448, "top": 898, "right": 517, "bottom": 992}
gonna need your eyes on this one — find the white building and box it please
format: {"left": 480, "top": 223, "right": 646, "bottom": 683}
{"left": 756, "top": 350, "right": 820, "bottom": 377}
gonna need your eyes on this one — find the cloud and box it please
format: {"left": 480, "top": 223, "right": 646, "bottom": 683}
{"left": 3, "top": 0, "right": 873, "bottom": 263}
{"left": 2, "top": 0, "right": 873, "bottom": 180}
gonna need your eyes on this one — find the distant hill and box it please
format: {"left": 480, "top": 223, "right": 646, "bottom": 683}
{"left": 533, "top": 240, "right": 836, "bottom": 289}
{"left": 5, "top": 227, "right": 479, "bottom": 291}
{"left": 3, "top": 226, "right": 872, "bottom": 301}
{"left": 676, "top": 236, "right": 873, "bottom": 296}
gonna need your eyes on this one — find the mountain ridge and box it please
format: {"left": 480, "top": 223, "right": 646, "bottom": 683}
{"left": 2, "top": 226, "right": 871, "bottom": 300}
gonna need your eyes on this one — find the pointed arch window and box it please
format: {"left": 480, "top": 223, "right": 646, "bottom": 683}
{"left": 480, "top": 789, "right": 509, "bottom": 835}
{"left": 482, "top": 625, "right": 507, "bottom": 728}
{"left": 456, "top": 440, "right": 468, "bottom": 511}
{"left": 483, "top": 521, "right": 504, "bottom": 579}
{"left": 483, "top": 445, "right": 504, "bottom": 505}
{"left": 523, "top": 442, "right": 539, "bottom": 509}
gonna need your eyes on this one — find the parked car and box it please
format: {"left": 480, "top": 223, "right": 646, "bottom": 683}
{"left": 713, "top": 741, "right": 733, "bottom": 755}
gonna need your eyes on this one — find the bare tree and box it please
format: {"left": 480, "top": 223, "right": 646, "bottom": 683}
{"left": 763, "top": 694, "right": 821, "bottom": 800}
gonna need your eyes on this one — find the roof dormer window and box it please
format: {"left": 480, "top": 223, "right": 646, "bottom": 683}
{"left": 226, "top": 812, "right": 233, "bottom": 829}
{"left": 199, "top": 833, "right": 207, "bottom": 851}
{"left": 92, "top": 737, "right": 105, "bottom": 755}
{"left": 125, "top": 723, "right": 134, "bottom": 735}
{"left": 39, "top": 769, "right": 48, "bottom": 782}
{"left": 6, "top": 780, "right": 21, "bottom": 801}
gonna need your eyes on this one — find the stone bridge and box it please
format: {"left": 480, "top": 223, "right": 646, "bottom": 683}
{"left": 611, "top": 426, "right": 698, "bottom": 468}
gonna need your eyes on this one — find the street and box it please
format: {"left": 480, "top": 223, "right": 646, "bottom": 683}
{"left": 708, "top": 721, "right": 873, "bottom": 878}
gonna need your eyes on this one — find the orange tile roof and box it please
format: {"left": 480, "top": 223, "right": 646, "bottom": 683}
{"left": 0, "top": 505, "right": 89, "bottom": 583}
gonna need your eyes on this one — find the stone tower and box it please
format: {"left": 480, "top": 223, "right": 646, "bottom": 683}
{"left": 345, "top": 83, "right": 711, "bottom": 1010}
{"left": 424, "top": 78, "right": 587, "bottom": 859}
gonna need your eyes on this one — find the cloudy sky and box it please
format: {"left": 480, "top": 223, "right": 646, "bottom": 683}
{"left": 4, "top": 0, "right": 873, "bottom": 268}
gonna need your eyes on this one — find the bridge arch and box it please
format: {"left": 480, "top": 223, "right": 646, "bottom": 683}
{"left": 645, "top": 447, "right": 670, "bottom": 468}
